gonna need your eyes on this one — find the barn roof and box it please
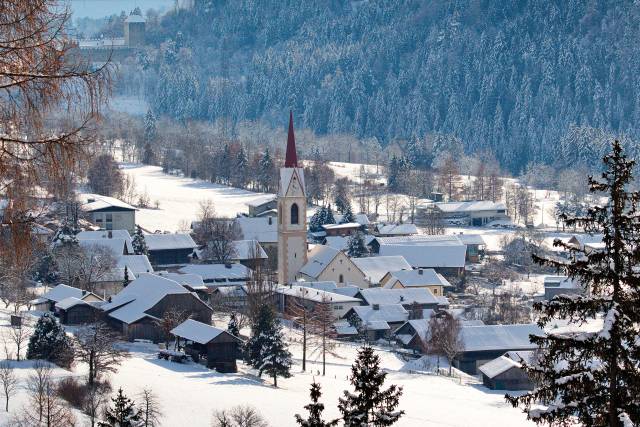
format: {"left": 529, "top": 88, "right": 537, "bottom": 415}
{"left": 34, "top": 284, "right": 84, "bottom": 304}
{"left": 178, "top": 263, "right": 251, "bottom": 282}
{"left": 77, "top": 230, "right": 134, "bottom": 253}
{"left": 460, "top": 324, "right": 542, "bottom": 353}
{"left": 145, "top": 233, "right": 197, "bottom": 251}
{"left": 351, "top": 256, "right": 412, "bottom": 284}
{"left": 171, "top": 319, "right": 238, "bottom": 345}
{"left": 478, "top": 355, "right": 521, "bottom": 379}
{"left": 377, "top": 236, "right": 466, "bottom": 268}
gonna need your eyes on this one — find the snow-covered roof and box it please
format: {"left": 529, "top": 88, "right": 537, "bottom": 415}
{"left": 117, "top": 255, "right": 154, "bottom": 275}
{"left": 78, "top": 38, "right": 127, "bottom": 48}
{"left": 383, "top": 269, "right": 452, "bottom": 288}
{"left": 145, "top": 233, "right": 197, "bottom": 251}
{"left": 297, "top": 281, "right": 361, "bottom": 298}
{"left": 170, "top": 319, "right": 233, "bottom": 345}
{"left": 350, "top": 304, "right": 408, "bottom": 325}
{"left": 322, "top": 222, "right": 361, "bottom": 230}
{"left": 456, "top": 234, "right": 486, "bottom": 246}
{"left": 299, "top": 245, "right": 341, "bottom": 279}
{"left": 504, "top": 350, "right": 535, "bottom": 364}
{"left": 55, "top": 296, "right": 103, "bottom": 311}
{"left": 178, "top": 263, "right": 251, "bottom": 282}
{"left": 37, "top": 284, "right": 84, "bottom": 303}
{"left": 276, "top": 285, "right": 360, "bottom": 304}
{"left": 397, "top": 319, "right": 430, "bottom": 341}
{"left": 435, "top": 201, "right": 506, "bottom": 213}
{"left": 568, "top": 233, "right": 604, "bottom": 247}
{"left": 334, "top": 213, "right": 370, "bottom": 226}
{"left": 78, "top": 238, "right": 128, "bottom": 256}
{"left": 358, "top": 288, "right": 441, "bottom": 306}
{"left": 246, "top": 196, "right": 276, "bottom": 208}
{"left": 125, "top": 14, "right": 146, "bottom": 23}
{"left": 155, "top": 271, "right": 205, "bottom": 289}
{"left": 376, "top": 223, "right": 419, "bottom": 236}
{"left": 324, "top": 236, "right": 348, "bottom": 251}
{"left": 77, "top": 230, "right": 134, "bottom": 253}
{"left": 544, "top": 276, "right": 580, "bottom": 289}
{"left": 351, "top": 256, "right": 412, "bottom": 284}
{"left": 103, "top": 273, "right": 195, "bottom": 324}
{"left": 80, "top": 193, "right": 135, "bottom": 212}
{"left": 232, "top": 240, "right": 267, "bottom": 260}
{"left": 478, "top": 356, "right": 522, "bottom": 378}
{"left": 333, "top": 320, "right": 358, "bottom": 336}
{"left": 234, "top": 217, "right": 277, "bottom": 243}
{"left": 212, "top": 285, "right": 247, "bottom": 297}
{"left": 460, "top": 324, "right": 543, "bottom": 353}
{"left": 377, "top": 236, "right": 466, "bottom": 268}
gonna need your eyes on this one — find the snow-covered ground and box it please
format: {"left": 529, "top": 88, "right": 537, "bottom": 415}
{"left": 0, "top": 309, "right": 533, "bottom": 427}
{"left": 121, "top": 164, "right": 275, "bottom": 232}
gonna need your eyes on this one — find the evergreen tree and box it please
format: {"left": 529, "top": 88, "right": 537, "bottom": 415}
{"left": 346, "top": 231, "right": 368, "bottom": 258}
{"left": 258, "top": 149, "right": 275, "bottom": 192}
{"left": 26, "top": 314, "right": 74, "bottom": 368}
{"left": 507, "top": 141, "right": 640, "bottom": 425}
{"left": 341, "top": 203, "right": 355, "bottom": 224}
{"left": 131, "top": 225, "right": 149, "bottom": 256}
{"left": 234, "top": 146, "right": 249, "bottom": 188}
{"left": 334, "top": 179, "right": 350, "bottom": 214}
{"left": 244, "top": 305, "right": 292, "bottom": 387}
{"left": 387, "top": 155, "right": 400, "bottom": 192}
{"left": 295, "top": 382, "right": 338, "bottom": 427}
{"left": 324, "top": 205, "right": 335, "bottom": 225}
{"left": 52, "top": 219, "right": 78, "bottom": 247}
{"left": 122, "top": 266, "right": 131, "bottom": 288}
{"left": 338, "top": 346, "right": 404, "bottom": 426}
{"left": 309, "top": 207, "right": 325, "bottom": 233}
{"left": 143, "top": 110, "right": 156, "bottom": 165}
{"left": 100, "top": 388, "right": 142, "bottom": 427}
{"left": 227, "top": 312, "right": 240, "bottom": 337}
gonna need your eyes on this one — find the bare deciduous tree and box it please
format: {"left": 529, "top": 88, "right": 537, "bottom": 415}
{"left": 75, "top": 321, "right": 127, "bottom": 386}
{"left": 54, "top": 244, "right": 116, "bottom": 293}
{"left": 428, "top": 312, "right": 464, "bottom": 375}
{"left": 6, "top": 324, "right": 30, "bottom": 361}
{"left": 308, "top": 297, "right": 338, "bottom": 376}
{"left": 155, "top": 308, "right": 190, "bottom": 350}
{"left": 87, "top": 154, "right": 124, "bottom": 198}
{"left": 0, "top": 361, "right": 18, "bottom": 412}
{"left": 138, "top": 387, "right": 163, "bottom": 427}
{"left": 83, "top": 382, "right": 109, "bottom": 427}
{"left": 212, "top": 405, "right": 268, "bottom": 427}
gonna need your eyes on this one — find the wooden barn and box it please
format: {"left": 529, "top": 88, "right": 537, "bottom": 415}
{"left": 171, "top": 319, "right": 242, "bottom": 373}
{"left": 55, "top": 297, "right": 105, "bottom": 325}
{"left": 479, "top": 351, "right": 535, "bottom": 390}
{"left": 102, "top": 273, "right": 213, "bottom": 341}
{"left": 144, "top": 233, "right": 197, "bottom": 267}
{"left": 31, "top": 284, "right": 102, "bottom": 313}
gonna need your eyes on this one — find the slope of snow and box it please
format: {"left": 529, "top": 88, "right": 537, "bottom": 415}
{"left": 121, "top": 164, "right": 275, "bottom": 232}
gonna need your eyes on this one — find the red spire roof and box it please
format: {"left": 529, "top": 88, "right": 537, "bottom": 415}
{"left": 284, "top": 110, "right": 298, "bottom": 168}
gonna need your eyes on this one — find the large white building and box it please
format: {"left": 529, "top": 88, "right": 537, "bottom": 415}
{"left": 277, "top": 112, "right": 308, "bottom": 284}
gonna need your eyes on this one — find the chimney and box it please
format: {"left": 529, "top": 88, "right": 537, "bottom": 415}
{"left": 372, "top": 304, "right": 379, "bottom": 310}
{"left": 418, "top": 269, "right": 423, "bottom": 275}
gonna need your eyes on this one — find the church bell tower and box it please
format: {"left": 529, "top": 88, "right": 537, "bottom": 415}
{"left": 277, "top": 111, "right": 307, "bottom": 284}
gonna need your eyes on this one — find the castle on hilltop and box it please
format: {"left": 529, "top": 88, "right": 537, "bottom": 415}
{"left": 72, "top": 12, "right": 146, "bottom": 63}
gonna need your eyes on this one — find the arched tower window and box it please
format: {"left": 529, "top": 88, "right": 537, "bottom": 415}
{"left": 339, "top": 274, "right": 344, "bottom": 283}
{"left": 290, "top": 203, "right": 299, "bottom": 225}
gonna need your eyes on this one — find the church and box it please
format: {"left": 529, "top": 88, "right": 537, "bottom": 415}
{"left": 277, "top": 112, "right": 308, "bottom": 284}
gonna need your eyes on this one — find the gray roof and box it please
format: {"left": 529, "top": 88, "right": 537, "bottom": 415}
{"left": 376, "top": 223, "right": 419, "bottom": 235}
{"left": 460, "top": 324, "right": 543, "bottom": 353}
{"left": 351, "top": 256, "right": 412, "bottom": 284}
{"left": 80, "top": 193, "right": 135, "bottom": 212}
{"left": 456, "top": 234, "right": 486, "bottom": 246}
{"left": 358, "top": 287, "right": 442, "bottom": 306}
{"left": 276, "top": 285, "right": 360, "bottom": 304}
{"left": 171, "top": 319, "right": 236, "bottom": 344}
{"left": 383, "top": 269, "right": 452, "bottom": 288}
{"left": 178, "top": 263, "right": 251, "bottom": 281}
{"left": 234, "top": 217, "right": 277, "bottom": 243}
{"left": 478, "top": 355, "right": 522, "bottom": 378}
{"left": 377, "top": 236, "right": 466, "bottom": 268}
{"left": 77, "top": 230, "right": 134, "bottom": 253}
{"left": 350, "top": 304, "right": 409, "bottom": 327}
{"left": 299, "top": 246, "right": 341, "bottom": 279}
{"left": 145, "top": 233, "right": 197, "bottom": 251}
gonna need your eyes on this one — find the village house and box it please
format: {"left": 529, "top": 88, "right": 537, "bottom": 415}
{"left": 297, "top": 245, "right": 367, "bottom": 287}
{"left": 55, "top": 297, "right": 105, "bottom": 325}
{"left": 234, "top": 216, "right": 278, "bottom": 267}
{"left": 343, "top": 304, "right": 409, "bottom": 341}
{"left": 76, "top": 229, "right": 135, "bottom": 253}
{"left": 80, "top": 194, "right": 136, "bottom": 233}
{"left": 145, "top": 233, "right": 198, "bottom": 267}
{"left": 375, "top": 223, "right": 418, "bottom": 237}
{"left": 171, "top": 319, "right": 243, "bottom": 373}
{"left": 380, "top": 268, "right": 452, "bottom": 297}
{"left": 102, "top": 273, "right": 213, "bottom": 342}
{"left": 479, "top": 350, "right": 535, "bottom": 391}
{"left": 247, "top": 196, "right": 277, "bottom": 218}
{"left": 356, "top": 287, "right": 447, "bottom": 313}
{"left": 371, "top": 235, "right": 467, "bottom": 276}
{"left": 431, "top": 200, "right": 508, "bottom": 226}
{"left": 393, "top": 319, "right": 429, "bottom": 351}
{"left": 456, "top": 234, "right": 486, "bottom": 263}
{"left": 334, "top": 213, "right": 370, "bottom": 228}
{"left": 276, "top": 284, "right": 361, "bottom": 318}
{"left": 322, "top": 222, "right": 362, "bottom": 237}
{"left": 296, "top": 281, "right": 361, "bottom": 298}
{"left": 178, "top": 263, "right": 251, "bottom": 286}
{"left": 543, "top": 276, "right": 584, "bottom": 300}
{"left": 32, "top": 284, "right": 103, "bottom": 312}
{"left": 351, "top": 255, "right": 413, "bottom": 287}
{"left": 454, "top": 324, "right": 542, "bottom": 374}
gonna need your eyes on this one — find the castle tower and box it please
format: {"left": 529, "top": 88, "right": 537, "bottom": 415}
{"left": 277, "top": 111, "right": 307, "bottom": 284}
{"left": 124, "top": 14, "right": 146, "bottom": 48}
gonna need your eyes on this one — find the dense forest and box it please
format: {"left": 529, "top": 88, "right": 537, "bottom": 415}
{"left": 101, "top": 0, "right": 640, "bottom": 174}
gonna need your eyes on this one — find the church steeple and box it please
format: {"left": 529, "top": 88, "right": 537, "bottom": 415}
{"left": 284, "top": 110, "right": 298, "bottom": 168}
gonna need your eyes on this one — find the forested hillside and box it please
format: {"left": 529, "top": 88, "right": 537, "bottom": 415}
{"left": 119, "top": 0, "right": 640, "bottom": 173}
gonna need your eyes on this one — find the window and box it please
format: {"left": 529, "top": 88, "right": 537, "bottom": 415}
{"left": 339, "top": 274, "right": 344, "bottom": 283}
{"left": 290, "top": 203, "right": 299, "bottom": 225}
{"left": 106, "top": 213, "right": 113, "bottom": 222}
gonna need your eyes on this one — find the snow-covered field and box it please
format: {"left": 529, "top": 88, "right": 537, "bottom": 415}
{"left": 0, "top": 309, "right": 533, "bottom": 427}
{"left": 121, "top": 164, "right": 275, "bottom": 232}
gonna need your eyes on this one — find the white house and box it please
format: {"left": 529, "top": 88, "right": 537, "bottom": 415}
{"left": 297, "top": 245, "right": 367, "bottom": 287}
{"left": 380, "top": 268, "right": 452, "bottom": 297}
{"left": 432, "top": 200, "right": 508, "bottom": 226}
{"left": 351, "top": 256, "right": 413, "bottom": 287}
{"left": 80, "top": 193, "right": 136, "bottom": 233}
{"left": 276, "top": 285, "right": 361, "bottom": 318}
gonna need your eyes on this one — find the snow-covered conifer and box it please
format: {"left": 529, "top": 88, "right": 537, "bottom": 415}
{"left": 132, "top": 225, "right": 149, "bottom": 255}
{"left": 26, "top": 313, "right": 74, "bottom": 368}
{"left": 295, "top": 382, "right": 337, "bottom": 427}
{"left": 101, "top": 388, "right": 142, "bottom": 427}
{"left": 227, "top": 312, "right": 240, "bottom": 337}
{"left": 346, "top": 231, "right": 368, "bottom": 258}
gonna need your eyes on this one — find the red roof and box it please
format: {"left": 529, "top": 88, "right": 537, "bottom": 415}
{"left": 284, "top": 110, "right": 298, "bottom": 168}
